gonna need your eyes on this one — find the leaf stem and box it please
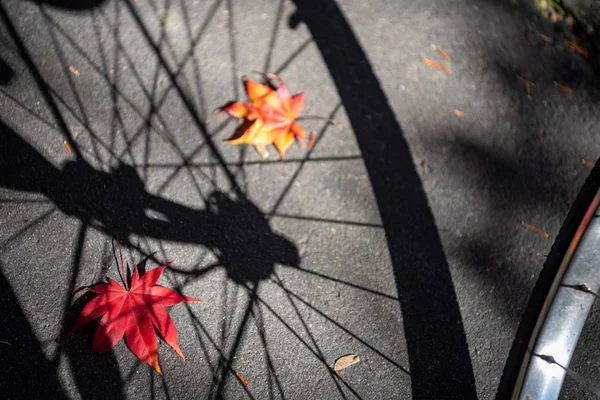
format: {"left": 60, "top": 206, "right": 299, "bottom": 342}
{"left": 117, "top": 239, "right": 128, "bottom": 290}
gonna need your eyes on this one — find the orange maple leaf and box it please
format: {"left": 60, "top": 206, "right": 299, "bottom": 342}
{"left": 218, "top": 74, "right": 308, "bottom": 159}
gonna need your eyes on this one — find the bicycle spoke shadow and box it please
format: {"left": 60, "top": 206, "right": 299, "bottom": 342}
{"left": 0, "top": 122, "right": 299, "bottom": 284}
{"left": 0, "top": 120, "right": 299, "bottom": 398}
{"left": 25, "top": 0, "right": 106, "bottom": 10}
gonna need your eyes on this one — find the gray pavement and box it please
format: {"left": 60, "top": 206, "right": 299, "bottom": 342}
{"left": 1, "top": 0, "right": 600, "bottom": 399}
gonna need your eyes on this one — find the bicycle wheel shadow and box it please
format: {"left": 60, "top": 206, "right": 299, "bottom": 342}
{"left": 0, "top": 121, "right": 299, "bottom": 397}
{"left": 289, "top": 1, "right": 477, "bottom": 398}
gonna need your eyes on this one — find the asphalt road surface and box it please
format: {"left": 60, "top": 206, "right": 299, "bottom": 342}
{"left": 2, "top": 0, "right": 600, "bottom": 399}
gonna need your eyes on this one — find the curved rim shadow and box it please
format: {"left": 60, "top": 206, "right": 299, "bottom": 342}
{"left": 288, "top": 0, "right": 477, "bottom": 398}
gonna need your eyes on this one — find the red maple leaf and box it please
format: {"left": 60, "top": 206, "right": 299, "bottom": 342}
{"left": 68, "top": 246, "right": 203, "bottom": 375}
{"left": 219, "top": 74, "right": 334, "bottom": 159}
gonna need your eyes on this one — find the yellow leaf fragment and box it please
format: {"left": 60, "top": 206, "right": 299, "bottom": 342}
{"left": 334, "top": 354, "right": 360, "bottom": 380}
{"left": 453, "top": 109, "right": 464, "bottom": 117}
{"left": 422, "top": 57, "right": 450, "bottom": 73}
{"left": 235, "top": 371, "right": 252, "bottom": 386}
{"left": 582, "top": 159, "right": 595, "bottom": 169}
{"left": 521, "top": 221, "right": 549, "bottom": 239}
{"left": 68, "top": 65, "right": 80, "bottom": 76}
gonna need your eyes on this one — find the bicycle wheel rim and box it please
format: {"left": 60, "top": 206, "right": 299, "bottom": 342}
{"left": 498, "top": 160, "right": 600, "bottom": 400}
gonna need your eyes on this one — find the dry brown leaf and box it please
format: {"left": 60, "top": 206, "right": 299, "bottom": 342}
{"left": 582, "top": 159, "right": 595, "bottom": 168}
{"left": 521, "top": 221, "right": 549, "bottom": 239}
{"left": 565, "top": 40, "right": 588, "bottom": 57}
{"left": 525, "top": 84, "right": 531, "bottom": 97}
{"left": 334, "top": 354, "right": 360, "bottom": 380}
{"left": 553, "top": 81, "right": 573, "bottom": 94}
{"left": 536, "top": 32, "right": 553, "bottom": 44}
{"left": 422, "top": 57, "right": 450, "bottom": 73}
{"left": 68, "top": 66, "right": 80, "bottom": 76}
{"left": 235, "top": 371, "right": 252, "bottom": 386}
{"left": 308, "top": 131, "right": 316, "bottom": 150}
{"left": 63, "top": 140, "right": 72, "bottom": 153}
{"left": 430, "top": 44, "right": 451, "bottom": 60}
{"left": 453, "top": 109, "right": 464, "bottom": 117}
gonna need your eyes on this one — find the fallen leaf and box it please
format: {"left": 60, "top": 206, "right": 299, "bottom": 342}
{"left": 68, "top": 66, "right": 80, "bottom": 76}
{"left": 63, "top": 140, "right": 72, "bottom": 153}
{"left": 517, "top": 76, "right": 534, "bottom": 96}
{"left": 582, "top": 159, "right": 595, "bottom": 168}
{"left": 430, "top": 44, "right": 450, "bottom": 60}
{"left": 308, "top": 131, "right": 316, "bottom": 150}
{"left": 536, "top": 32, "right": 553, "bottom": 43}
{"left": 564, "top": 40, "right": 588, "bottom": 57}
{"left": 553, "top": 81, "right": 573, "bottom": 94}
{"left": 235, "top": 371, "right": 252, "bottom": 386}
{"left": 69, "top": 244, "right": 204, "bottom": 375}
{"left": 517, "top": 75, "right": 535, "bottom": 86}
{"left": 219, "top": 74, "right": 327, "bottom": 159}
{"left": 521, "top": 221, "right": 549, "bottom": 239}
{"left": 422, "top": 57, "right": 450, "bottom": 72}
{"left": 334, "top": 354, "right": 360, "bottom": 380}
{"left": 453, "top": 109, "right": 464, "bottom": 117}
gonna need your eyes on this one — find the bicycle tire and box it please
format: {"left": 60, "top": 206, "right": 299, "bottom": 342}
{"left": 497, "top": 158, "right": 600, "bottom": 399}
